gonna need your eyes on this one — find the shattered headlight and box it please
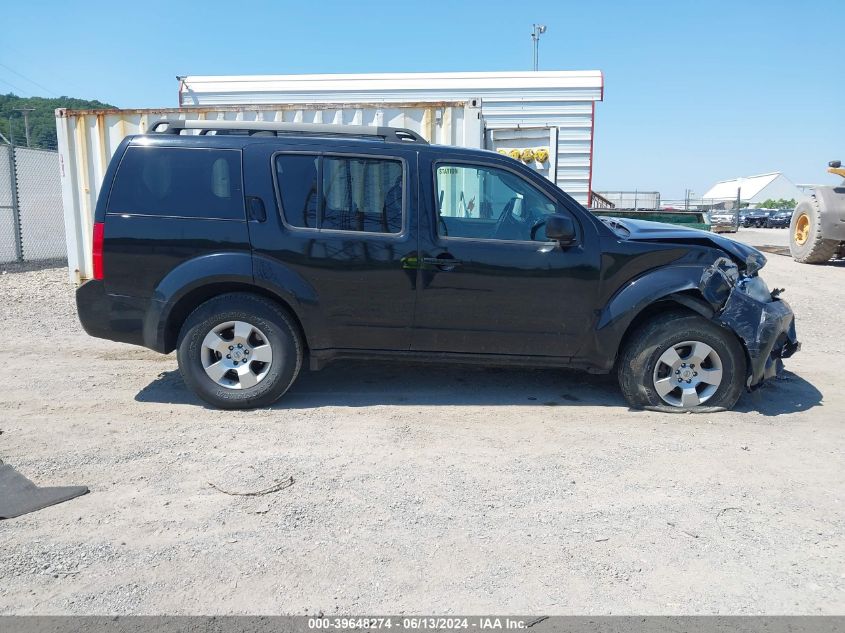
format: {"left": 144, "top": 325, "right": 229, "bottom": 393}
{"left": 737, "top": 275, "right": 772, "bottom": 303}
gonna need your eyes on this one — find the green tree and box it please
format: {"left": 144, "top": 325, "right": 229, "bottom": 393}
{"left": 0, "top": 93, "right": 114, "bottom": 149}
{"left": 758, "top": 198, "right": 797, "bottom": 209}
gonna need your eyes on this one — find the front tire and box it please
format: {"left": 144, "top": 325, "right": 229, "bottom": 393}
{"left": 177, "top": 293, "right": 303, "bottom": 409}
{"left": 618, "top": 312, "right": 747, "bottom": 412}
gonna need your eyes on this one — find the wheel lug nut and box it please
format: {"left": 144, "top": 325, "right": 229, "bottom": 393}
{"left": 228, "top": 346, "right": 234, "bottom": 350}
{"left": 677, "top": 378, "right": 682, "bottom": 383}
{"left": 686, "top": 379, "right": 691, "bottom": 383}
{"left": 233, "top": 361, "right": 238, "bottom": 366}
{"left": 244, "top": 350, "right": 249, "bottom": 355}
{"left": 675, "top": 370, "right": 680, "bottom": 374}
{"left": 693, "top": 372, "right": 698, "bottom": 376}
{"left": 237, "top": 343, "right": 243, "bottom": 348}
{"left": 682, "top": 363, "right": 686, "bottom": 367}
{"left": 226, "top": 354, "right": 231, "bottom": 359}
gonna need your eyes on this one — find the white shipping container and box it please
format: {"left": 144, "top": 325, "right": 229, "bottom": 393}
{"left": 55, "top": 101, "right": 481, "bottom": 283}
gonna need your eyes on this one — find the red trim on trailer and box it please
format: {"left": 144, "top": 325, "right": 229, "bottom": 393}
{"left": 587, "top": 101, "right": 596, "bottom": 208}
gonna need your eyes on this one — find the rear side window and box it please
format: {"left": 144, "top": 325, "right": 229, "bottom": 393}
{"left": 107, "top": 146, "right": 244, "bottom": 219}
{"left": 275, "top": 154, "right": 318, "bottom": 228}
{"left": 275, "top": 153, "right": 404, "bottom": 234}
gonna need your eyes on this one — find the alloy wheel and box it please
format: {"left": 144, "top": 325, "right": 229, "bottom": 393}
{"left": 652, "top": 340, "right": 723, "bottom": 408}
{"left": 200, "top": 320, "right": 273, "bottom": 389}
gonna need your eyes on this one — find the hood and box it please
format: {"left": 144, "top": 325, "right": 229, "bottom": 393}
{"left": 603, "top": 217, "right": 766, "bottom": 273}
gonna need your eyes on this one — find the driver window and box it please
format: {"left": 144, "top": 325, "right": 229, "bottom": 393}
{"left": 435, "top": 164, "right": 560, "bottom": 241}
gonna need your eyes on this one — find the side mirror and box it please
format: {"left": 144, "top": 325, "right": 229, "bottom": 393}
{"left": 545, "top": 213, "right": 576, "bottom": 245}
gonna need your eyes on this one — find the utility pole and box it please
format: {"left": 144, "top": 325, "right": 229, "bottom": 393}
{"left": 531, "top": 24, "right": 547, "bottom": 71}
{"left": 14, "top": 108, "right": 35, "bottom": 147}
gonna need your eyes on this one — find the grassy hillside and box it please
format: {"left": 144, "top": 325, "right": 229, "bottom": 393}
{"left": 0, "top": 94, "right": 114, "bottom": 149}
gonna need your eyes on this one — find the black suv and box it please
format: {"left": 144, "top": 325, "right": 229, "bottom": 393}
{"left": 766, "top": 209, "right": 794, "bottom": 228}
{"left": 742, "top": 208, "right": 773, "bottom": 228}
{"left": 76, "top": 120, "right": 799, "bottom": 412}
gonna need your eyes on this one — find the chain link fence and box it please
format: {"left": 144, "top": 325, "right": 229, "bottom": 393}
{"left": 0, "top": 143, "right": 66, "bottom": 265}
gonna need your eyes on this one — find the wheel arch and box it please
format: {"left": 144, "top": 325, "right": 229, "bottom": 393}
{"left": 141, "top": 252, "right": 322, "bottom": 354}
{"left": 160, "top": 282, "right": 309, "bottom": 354}
{"left": 613, "top": 290, "right": 716, "bottom": 367}
{"left": 586, "top": 265, "right": 718, "bottom": 366}
{"left": 612, "top": 291, "right": 755, "bottom": 395}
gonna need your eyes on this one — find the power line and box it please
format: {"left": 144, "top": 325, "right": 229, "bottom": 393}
{"left": 0, "top": 61, "right": 59, "bottom": 97}
{"left": 0, "top": 44, "right": 90, "bottom": 96}
{"left": 0, "top": 75, "right": 30, "bottom": 96}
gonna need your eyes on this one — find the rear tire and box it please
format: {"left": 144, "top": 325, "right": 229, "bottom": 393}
{"left": 618, "top": 312, "right": 747, "bottom": 413}
{"left": 790, "top": 196, "right": 839, "bottom": 264}
{"left": 177, "top": 293, "right": 303, "bottom": 409}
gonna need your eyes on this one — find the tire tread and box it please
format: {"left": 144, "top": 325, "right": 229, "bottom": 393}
{"left": 790, "top": 195, "right": 839, "bottom": 264}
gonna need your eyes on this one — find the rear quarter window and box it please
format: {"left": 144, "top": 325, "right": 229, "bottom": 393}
{"left": 107, "top": 146, "right": 244, "bottom": 219}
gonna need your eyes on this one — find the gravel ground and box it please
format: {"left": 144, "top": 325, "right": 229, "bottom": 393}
{"left": 0, "top": 228, "right": 842, "bottom": 615}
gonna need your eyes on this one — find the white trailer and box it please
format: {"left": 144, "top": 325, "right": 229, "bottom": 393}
{"left": 179, "top": 70, "right": 604, "bottom": 206}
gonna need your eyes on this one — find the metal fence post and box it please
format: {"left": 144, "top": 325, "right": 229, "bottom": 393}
{"left": 7, "top": 145, "right": 23, "bottom": 262}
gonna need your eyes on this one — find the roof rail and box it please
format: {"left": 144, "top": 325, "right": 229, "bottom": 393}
{"left": 147, "top": 119, "right": 428, "bottom": 144}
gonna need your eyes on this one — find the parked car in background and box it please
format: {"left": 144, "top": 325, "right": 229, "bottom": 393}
{"left": 709, "top": 210, "right": 738, "bottom": 233}
{"left": 742, "top": 208, "right": 772, "bottom": 228}
{"left": 766, "top": 208, "right": 794, "bottom": 228}
{"left": 74, "top": 120, "right": 799, "bottom": 413}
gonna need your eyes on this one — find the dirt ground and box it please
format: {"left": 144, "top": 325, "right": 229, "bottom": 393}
{"left": 0, "top": 227, "right": 842, "bottom": 615}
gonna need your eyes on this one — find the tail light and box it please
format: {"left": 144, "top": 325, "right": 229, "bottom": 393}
{"left": 92, "top": 222, "right": 104, "bottom": 280}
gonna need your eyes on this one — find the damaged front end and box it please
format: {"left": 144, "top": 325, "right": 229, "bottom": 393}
{"left": 699, "top": 256, "right": 800, "bottom": 388}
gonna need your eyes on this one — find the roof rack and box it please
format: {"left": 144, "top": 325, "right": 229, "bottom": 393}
{"left": 147, "top": 119, "right": 428, "bottom": 144}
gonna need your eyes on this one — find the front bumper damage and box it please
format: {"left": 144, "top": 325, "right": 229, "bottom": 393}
{"left": 717, "top": 290, "right": 800, "bottom": 387}
{"left": 700, "top": 257, "right": 800, "bottom": 389}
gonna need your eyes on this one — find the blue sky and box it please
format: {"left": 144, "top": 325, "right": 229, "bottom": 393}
{"left": 1, "top": 0, "right": 841, "bottom": 198}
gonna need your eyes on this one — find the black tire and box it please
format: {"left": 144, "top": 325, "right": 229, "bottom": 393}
{"left": 617, "top": 312, "right": 747, "bottom": 413}
{"left": 177, "top": 293, "right": 303, "bottom": 409}
{"left": 790, "top": 196, "right": 839, "bottom": 264}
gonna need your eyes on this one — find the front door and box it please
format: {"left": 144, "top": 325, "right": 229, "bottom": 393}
{"left": 412, "top": 156, "right": 601, "bottom": 358}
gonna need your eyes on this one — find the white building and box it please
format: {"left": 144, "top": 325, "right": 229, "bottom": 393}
{"left": 701, "top": 172, "right": 802, "bottom": 206}
{"left": 177, "top": 71, "right": 604, "bottom": 206}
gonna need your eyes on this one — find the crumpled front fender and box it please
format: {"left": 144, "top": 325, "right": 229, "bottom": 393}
{"left": 698, "top": 257, "right": 800, "bottom": 388}
{"left": 715, "top": 289, "right": 800, "bottom": 388}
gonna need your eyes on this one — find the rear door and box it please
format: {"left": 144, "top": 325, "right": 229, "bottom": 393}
{"left": 245, "top": 141, "right": 419, "bottom": 351}
{"left": 103, "top": 142, "right": 251, "bottom": 298}
{"left": 412, "top": 153, "right": 601, "bottom": 358}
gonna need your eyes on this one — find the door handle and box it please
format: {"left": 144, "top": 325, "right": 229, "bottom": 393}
{"left": 246, "top": 196, "right": 267, "bottom": 222}
{"left": 423, "top": 257, "right": 463, "bottom": 269}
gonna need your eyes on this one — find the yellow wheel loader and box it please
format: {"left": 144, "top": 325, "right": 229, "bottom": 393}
{"left": 790, "top": 161, "right": 845, "bottom": 263}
